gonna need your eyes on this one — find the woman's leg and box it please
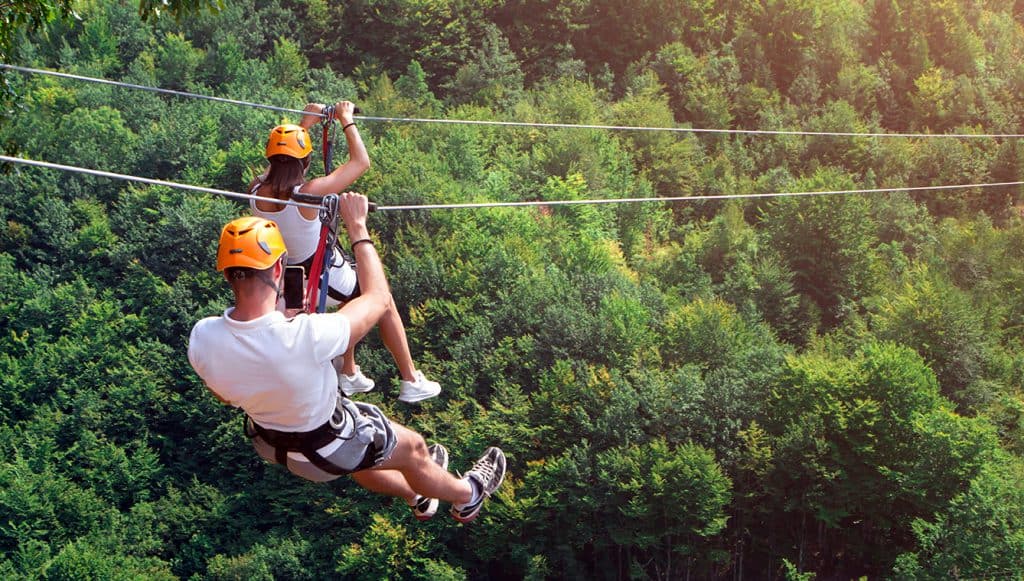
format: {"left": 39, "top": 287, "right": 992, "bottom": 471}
{"left": 378, "top": 298, "right": 418, "bottom": 381}
{"left": 332, "top": 256, "right": 432, "bottom": 389}
{"left": 333, "top": 346, "right": 358, "bottom": 377}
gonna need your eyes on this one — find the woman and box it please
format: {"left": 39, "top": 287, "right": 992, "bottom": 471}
{"left": 248, "top": 101, "right": 440, "bottom": 403}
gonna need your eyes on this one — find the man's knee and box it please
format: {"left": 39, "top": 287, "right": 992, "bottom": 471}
{"left": 406, "top": 431, "right": 428, "bottom": 457}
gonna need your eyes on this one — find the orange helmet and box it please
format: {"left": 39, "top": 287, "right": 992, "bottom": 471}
{"left": 216, "top": 217, "right": 287, "bottom": 271}
{"left": 265, "top": 124, "right": 312, "bottom": 159}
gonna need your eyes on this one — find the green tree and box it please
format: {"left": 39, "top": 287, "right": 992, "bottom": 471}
{"left": 137, "top": 0, "right": 221, "bottom": 21}
{"left": 574, "top": 0, "right": 727, "bottom": 78}
{"left": 760, "top": 168, "right": 881, "bottom": 328}
{"left": 0, "top": 0, "right": 74, "bottom": 102}
{"left": 336, "top": 514, "right": 465, "bottom": 580}
{"left": 761, "top": 341, "right": 999, "bottom": 576}
{"left": 869, "top": 263, "right": 993, "bottom": 408}
{"left": 154, "top": 32, "right": 204, "bottom": 91}
{"left": 488, "top": 0, "right": 587, "bottom": 83}
{"left": 267, "top": 36, "right": 308, "bottom": 89}
{"left": 892, "top": 456, "right": 1024, "bottom": 579}
{"left": 447, "top": 24, "right": 524, "bottom": 109}
{"left": 598, "top": 439, "right": 731, "bottom": 579}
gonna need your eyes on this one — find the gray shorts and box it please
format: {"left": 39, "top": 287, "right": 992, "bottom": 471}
{"left": 252, "top": 398, "right": 397, "bottom": 483}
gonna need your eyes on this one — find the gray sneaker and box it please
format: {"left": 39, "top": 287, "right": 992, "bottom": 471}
{"left": 450, "top": 447, "right": 506, "bottom": 523}
{"left": 411, "top": 443, "right": 450, "bottom": 521}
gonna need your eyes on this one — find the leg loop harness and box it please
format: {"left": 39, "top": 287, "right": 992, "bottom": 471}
{"left": 244, "top": 398, "right": 380, "bottom": 475}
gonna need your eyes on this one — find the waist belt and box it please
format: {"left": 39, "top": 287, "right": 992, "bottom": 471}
{"left": 244, "top": 402, "right": 366, "bottom": 476}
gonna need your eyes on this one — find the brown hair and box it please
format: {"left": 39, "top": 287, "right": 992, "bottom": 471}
{"left": 265, "top": 154, "right": 311, "bottom": 198}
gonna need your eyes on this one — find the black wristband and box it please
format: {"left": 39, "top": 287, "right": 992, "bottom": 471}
{"left": 351, "top": 238, "right": 373, "bottom": 250}
{"left": 342, "top": 122, "right": 356, "bottom": 131}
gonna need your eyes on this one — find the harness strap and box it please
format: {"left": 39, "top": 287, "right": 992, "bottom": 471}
{"left": 249, "top": 174, "right": 266, "bottom": 196}
{"left": 311, "top": 195, "right": 339, "bottom": 313}
{"left": 245, "top": 413, "right": 351, "bottom": 476}
{"left": 304, "top": 224, "right": 328, "bottom": 310}
{"left": 294, "top": 244, "right": 353, "bottom": 303}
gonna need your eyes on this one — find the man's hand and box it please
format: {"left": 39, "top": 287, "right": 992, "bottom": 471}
{"left": 338, "top": 192, "right": 370, "bottom": 240}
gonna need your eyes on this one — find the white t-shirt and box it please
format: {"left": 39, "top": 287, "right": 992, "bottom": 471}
{"left": 188, "top": 308, "right": 350, "bottom": 432}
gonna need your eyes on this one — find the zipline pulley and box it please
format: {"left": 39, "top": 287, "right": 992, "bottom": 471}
{"left": 320, "top": 104, "right": 338, "bottom": 174}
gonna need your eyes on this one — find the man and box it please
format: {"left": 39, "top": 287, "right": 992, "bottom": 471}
{"left": 188, "top": 193, "right": 505, "bottom": 523}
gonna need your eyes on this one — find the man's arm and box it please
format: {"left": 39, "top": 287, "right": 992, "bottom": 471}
{"left": 334, "top": 192, "right": 390, "bottom": 343}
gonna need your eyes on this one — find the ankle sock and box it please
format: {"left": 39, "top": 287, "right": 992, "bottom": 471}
{"left": 465, "top": 476, "right": 482, "bottom": 506}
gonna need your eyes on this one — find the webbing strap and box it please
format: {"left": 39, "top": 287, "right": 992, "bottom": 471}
{"left": 304, "top": 225, "right": 328, "bottom": 311}
{"left": 316, "top": 195, "right": 339, "bottom": 312}
{"left": 246, "top": 417, "right": 348, "bottom": 476}
{"left": 301, "top": 194, "right": 339, "bottom": 313}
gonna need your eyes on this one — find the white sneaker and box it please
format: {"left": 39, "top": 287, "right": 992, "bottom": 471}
{"left": 398, "top": 370, "right": 441, "bottom": 403}
{"left": 339, "top": 366, "right": 375, "bottom": 396}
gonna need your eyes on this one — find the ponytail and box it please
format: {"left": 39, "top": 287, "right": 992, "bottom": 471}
{"left": 266, "top": 155, "right": 310, "bottom": 198}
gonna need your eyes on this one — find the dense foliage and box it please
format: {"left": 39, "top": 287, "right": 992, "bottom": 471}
{"left": 3, "top": 0, "right": 1024, "bottom": 578}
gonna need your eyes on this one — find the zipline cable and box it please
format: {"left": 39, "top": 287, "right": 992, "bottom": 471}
{"left": 0, "top": 155, "right": 323, "bottom": 210}
{"left": 375, "top": 181, "right": 1024, "bottom": 211}
{"left": 352, "top": 115, "right": 1024, "bottom": 139}
{"left": 4, "top": 63, "right": 1024, "bottom": 140}
{"left": 4, "top": 154, "right": 1022, "bottom": 212}
{"left": 0, "top": 63, "right": 323, "bottom": 119}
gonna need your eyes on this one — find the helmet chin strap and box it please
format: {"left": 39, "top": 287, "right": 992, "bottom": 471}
{"left": 258, "top": 256, "right": 286, "bottom": 301}
{"left": 258, "top": 271, "right": 283, "bottom": 300}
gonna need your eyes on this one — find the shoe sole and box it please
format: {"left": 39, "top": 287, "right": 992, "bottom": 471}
{"left": 414, "top": 445, "right": 450, "bottom": 521}
{"left": 452, "top": 507, "right": 482, "bottom": 524}
{"left": 341, "top": 385, "right": 374, "bottom": 396}
{"left": 414, "top": 498, "right": 437, "bottom": 521}
{"left": 430, "top": 444, "right": 450, "bottom": 471}
{"left": 397, "top": 383, "right": 442, "bottom": 403}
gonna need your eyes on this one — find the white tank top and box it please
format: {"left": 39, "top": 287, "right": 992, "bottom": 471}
{"left": 249, "top": 176, "right": 320, "bottom": 262}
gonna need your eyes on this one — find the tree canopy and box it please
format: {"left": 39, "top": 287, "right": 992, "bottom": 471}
{"left": 2, "top": 0, "right": 1024, "bottom": 578}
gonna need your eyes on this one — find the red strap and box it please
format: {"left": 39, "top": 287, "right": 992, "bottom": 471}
{"left": 303, "top": 224, "right": 331, "bottom": 312}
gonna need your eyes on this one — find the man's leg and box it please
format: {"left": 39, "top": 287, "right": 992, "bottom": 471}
{"left": 361, "top": 422, "right": 473, "bottom": 505}
{"left": 350, "top": 469, "right": 416, "bottom": 501}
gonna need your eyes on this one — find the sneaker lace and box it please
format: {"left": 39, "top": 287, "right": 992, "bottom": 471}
{"left": 470, "top": 457, "right": 497, "bottom": 484}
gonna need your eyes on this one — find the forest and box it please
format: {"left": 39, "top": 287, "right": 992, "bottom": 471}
{"left": 2, "top": 0, "right": 1024, "bottom": 578}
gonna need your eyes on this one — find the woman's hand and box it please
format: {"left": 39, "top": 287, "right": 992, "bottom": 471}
{"left": 334, "top": 101, "right": 356, "bottom": 125}
{"left": 300, "top": 103, "right": 325, "bottom": 129}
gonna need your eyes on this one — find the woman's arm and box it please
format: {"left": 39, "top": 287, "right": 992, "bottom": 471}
{"left": 300, "top": 101, "right": 371, "bottom": 196}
